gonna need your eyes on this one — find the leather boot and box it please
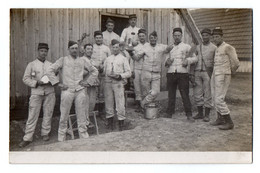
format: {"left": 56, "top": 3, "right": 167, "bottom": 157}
{"left": 210, "top": 112, "right": 225, "bottom": 126}
{"left": 193, "top": 106, "right": 204, "bottom": 119}
{"left": 135, "top": 100, "right": 142, "bottom": 113}
{"left": 119, "top": 120, "right": 124, "bottom": 131}
{"left": 107, "top": 117, "right": 114, "bottom": 131}
{"left": 219, "top": 114, "right": 234, "bottom": 130}
{"left": 203, "top": 107, "right": 211, "bottom": 122}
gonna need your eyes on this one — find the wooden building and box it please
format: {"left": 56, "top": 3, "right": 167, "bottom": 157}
{"left": 10, "top": 8, "right": 201, "bottom": 110}
{"left": 190, "top": 9, "right": 253, "bottom": 73}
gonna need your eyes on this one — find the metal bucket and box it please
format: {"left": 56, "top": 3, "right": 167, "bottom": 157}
{"left": 144, "top": 102, "right": 158, "bottom": 120}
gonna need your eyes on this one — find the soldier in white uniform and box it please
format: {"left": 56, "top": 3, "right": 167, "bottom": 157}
{"left": 47, "top": 41, "right": 98, "bottom": 141}
{"left": 92, "top": 31, "right": 111, "bottom": 100}
{"left": 103, "top": 39, "right": 131, "bottom": 131}
{"left": 129, "top": 28, "right": 148, "bottom": 112}
{"left": 19, "top": 43, "right": 56, "bottom": 148}
{"left": 120, "top": 14, "right": 140, "bottom": 46}
{"left": 210, "top": 27, "right": 239, "bottom": 130}
{"left": 193, "top": 28, "right": 216, "bottom": 122}
{"left": 102, "top": 18, "right": 120, "bottom": 49}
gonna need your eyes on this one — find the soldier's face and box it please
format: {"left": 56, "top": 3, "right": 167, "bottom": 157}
{"left": 95, "top": 35, "right": 103, "bottom": 45}
{"left": 85, "top": 46, "right": 93, "bottom": 57}
{"left": 38, "top": 49, "right": 48, "bottom": 59}
{"left": 138, "top": 33, "right": 146, "bottom": 43}
{"left": 213, "top": 34, "right": 223, "bottom": 46}
{"left": 173, "top": 31, "right": 182, "bottom": 44}
{"left": 106, "top": 22, "right": 114, "bottom": 32}
{"left": 129, "top": 18, "right": 137, "bottom": 27}
{"left": 149, "top": 35, "right": 157, "bottom": 46}
{"left": 68, "top": 45, "right": 78, "bottom": 57}
{"left": 112, "top": 44, "right": 120, "bottom": 55}
{"left": 202, "top": 33, "right": 211, "bottom": 43}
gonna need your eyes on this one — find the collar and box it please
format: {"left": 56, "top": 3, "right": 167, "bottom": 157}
{"left": 37, "top": 58, "right": 45, "bottom": 63}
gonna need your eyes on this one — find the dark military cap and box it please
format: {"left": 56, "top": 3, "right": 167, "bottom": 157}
{"left": 149, "top": 31, "right": 158, "bottom": 37}
{"left": 201, "top": 28, "right": 212, "bottom": 35}
{"left": 94, "top": 30, "right": 103, "bottom": 37}
{"left": 138, "top": 28, "right": 147, "bottom": 35}
{"left": 111, "top": 39, "right": 120, "bottom": 46}
{"left": 38, "top": 43, "right": 49, "bottom": 50}
{"left": 68, "top": 40, "right": 78, "bottom": 48}
{"left": 173, "top": 27, "right": 182, "bottom": 34}
{"left": 129, "top": 14, "right": 137, "bottom": 19}
{"left": 212, "top": 27, "right": 223, "bottom": 36}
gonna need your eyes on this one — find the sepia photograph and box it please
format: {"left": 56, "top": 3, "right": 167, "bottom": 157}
{"left": 9, "top": 7, "right": 253, "bottom": 163}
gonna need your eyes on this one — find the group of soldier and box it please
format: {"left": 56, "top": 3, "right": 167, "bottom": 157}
{"left": 18, "top": 14, "right": 240, "bottom": 148}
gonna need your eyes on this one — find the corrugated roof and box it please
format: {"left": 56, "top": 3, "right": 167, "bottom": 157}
{"left": 189, "top": 9, "right": 252, "bottom": 59}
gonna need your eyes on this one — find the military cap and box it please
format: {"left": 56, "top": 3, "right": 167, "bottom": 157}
{"left": 111, "top": 39, "right": 120, "bottom": 46}
{"left": 149, "top": 31, "right": 158, "bottom": 37}
{"left": 106, "top": 18, "right": 115, "bottom": 24}
{"left": 212, "top": 27, "right": 223, "bottom": 36}
{"left": 38, "top": 43, "right": 49, "bottom": 50}
{"left": 201, "top": 28, "right": 212, "bottom": 35}
{"left": 138, "top": 28, "right": 147, "bottom": 35}
{"left": 173, "top": 27, "right": 182, "bottom": 34}
{"left": 129, "top": 14, "right": 137, "bottom": 19}
{"left": 68, "top": 40, "right": 78, "bottom": 48}
{"left": 94, "top": 30, "right": 103, "bottom": 37}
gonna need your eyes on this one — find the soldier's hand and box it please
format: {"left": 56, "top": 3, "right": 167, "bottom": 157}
{"left": 113, "top": 74, "right": 122, "bottom": 81}
{"left": 58, "top": 84, "right": 69, "bottom": 91}
{"left": 165, "top": 58, "right": 173, "bottom": 67}
{"left": 166, "top": 44, "right": 174, "bottom": 53}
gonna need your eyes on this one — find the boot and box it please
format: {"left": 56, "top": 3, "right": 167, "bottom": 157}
{"left": 219, "top": 114, "right": 234, "bottom": 130}
{"left": 193, "top": 106, "right": 204, "bottom": 119}
{"left": 118, "top": 120, "right": 124, "bottom": 131}
{"left": 107, "top": 117, "right": 114, "bottom": 131}
{"left": 210, "top": 112, "right": 225, "bottom": 126}
{"left": 203, "top": 107, "right": 211, "bottom": 122}
{"left": 19, "top": 140, "right": 31, "bottom": 148}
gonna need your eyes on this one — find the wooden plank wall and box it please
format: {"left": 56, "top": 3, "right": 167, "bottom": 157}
{"left": 10, "top": 8, "right": 197, "bottom": 108}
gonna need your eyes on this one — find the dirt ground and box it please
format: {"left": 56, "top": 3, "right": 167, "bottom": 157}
{"left": 9, "top": 73, "right": 252, "bottom": 151}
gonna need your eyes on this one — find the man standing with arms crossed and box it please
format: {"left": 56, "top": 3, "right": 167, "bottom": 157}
{"left": 165, "top": 28, "right": 198, "bottom": 122}
{"left": 19, "top": 43, "right": 56, "bottom": 148}
{"left": 47, "top": 41, "right": 98, "bottom": 141}
{"left": 210, "top": 27, "right": 239, "bottom": 130}
{"left": 193, "top": 28, "right": 216, "bottom": 122}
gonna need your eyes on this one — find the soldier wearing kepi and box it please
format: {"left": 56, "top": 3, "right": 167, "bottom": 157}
{"left": 165, "top": 28, "right": 198, "bottom": 122}
{"left": 81, "top": 43, "right": 99, "bottom": 128}
{"left": 193, "top": 28, "right": 216, "bottom": 122}
{"left": 103, "top": 39, "right": 131, "bottom": 131}
{"left": 210, "top": 27, "right": 239, "bottom": 130}
{"left": 92, "top": 31, "right": 111, "bottom": 101}
{"left": 130, "top": 28, "right": 148, "bottom": 112}
{"left": 19, "top": 43, "right": 56, "bottom": 148}
{"left": 102, "top": 18, "right": 120, "bottom": 49}
{"left": 47, "top": 41, "right": 98, "bottom": 141}
{"left": 130, "top": 31, "right": 173, "bottom": 110}
{"left": 120, "top": 14, "right": 140, "bottom": 46}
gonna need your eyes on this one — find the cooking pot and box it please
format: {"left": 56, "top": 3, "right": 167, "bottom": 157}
{"left": 144, "top": 102, "right": 158, "bottom": 120}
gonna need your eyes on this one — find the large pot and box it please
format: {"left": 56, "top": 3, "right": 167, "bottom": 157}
{"left": 144, "top": 102, "right": 158, "bottom": 120}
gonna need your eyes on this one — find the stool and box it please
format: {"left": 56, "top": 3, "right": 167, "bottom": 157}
{"left": 67, "top": 111, "right": 99, "bottom": 140}
{"left": 124, "top": 90, "right": 135, "bottom": 108}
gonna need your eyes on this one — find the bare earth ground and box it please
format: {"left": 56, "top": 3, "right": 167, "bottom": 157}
{"left": 10, "top": 73, "right": 252, "bottom": 151}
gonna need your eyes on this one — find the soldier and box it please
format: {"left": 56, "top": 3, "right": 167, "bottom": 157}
{"left": 120, "top": 14, "right": 140, "bottom": 46}
{"left": 165, "top": 28, "right": 198, "bottom": 122}
{"left": 103, "top": 39, "right": 131, "bottom": 131}
{"left": 81, "top": 43, "right": 99, "bottom": 128}
{"left": 130, "top": 31, "right": 173, "bottom": 110}
{"left": 193, "top": 28, "right": 217, "bottom": 122}
{"left": 210, "top": 27, "right": 240, "bottom": 130}
{"left": 92, "top": 31, "right": 111, "bottom": 100}
{"left": 102, "top": 18, "right": 120, "bottom": 48}
{"left": 19, "top": 43, "right": 56, "bottom": 148}
{"left": 131, "top": 28, "right": 149, "bottom": 112}
{"left": 47, "top": 41, "right": 98, "bottom": 141}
